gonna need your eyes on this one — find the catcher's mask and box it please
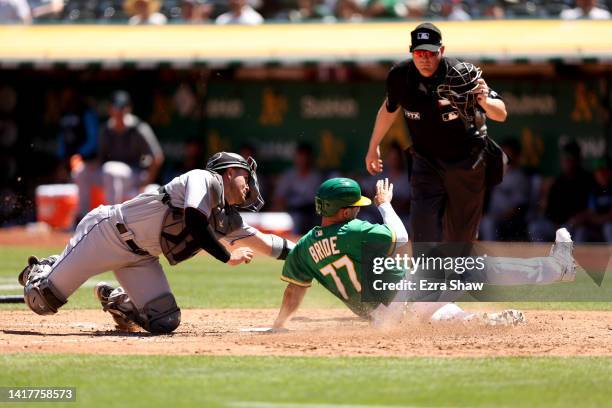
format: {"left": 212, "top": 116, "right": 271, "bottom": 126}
{"left": 436, "top": 61, "right": 483, "bottom": 122}
{"left": 205, "top": 152, "right": 264, "bottom": 212}
{"left": 315, "top": 178, "right": 371, "bottom": 217}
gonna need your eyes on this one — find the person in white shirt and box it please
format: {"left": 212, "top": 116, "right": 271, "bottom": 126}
{"left": 215, "top": 0, "right": 263, "bottom": 25}
{"left": 560, "top": 0, "right": 611, "bottom": 19}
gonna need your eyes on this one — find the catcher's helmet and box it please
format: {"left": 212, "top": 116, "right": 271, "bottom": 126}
{"left": 315, "top": 178, "right": 371, "bottom": 217}
{"left": 205, "top": 152, "right": 264, "bottom": 212}
{"left": 206, "top": 152, "right": 252, "bottom": 174}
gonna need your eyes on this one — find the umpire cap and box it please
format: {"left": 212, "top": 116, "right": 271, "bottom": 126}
{"left": 410, "top": 22, "right": 442, "bottom": 52}
{"left": 315, "top": 178, "right": 371, "bottom": 217}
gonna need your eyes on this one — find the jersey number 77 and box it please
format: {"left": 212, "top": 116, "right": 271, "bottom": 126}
{"left": 319, "top": 255, "right": 361, "bottom": 300}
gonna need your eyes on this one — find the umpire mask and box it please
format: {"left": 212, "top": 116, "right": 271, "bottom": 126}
{"left": 436, "top": 61, "right": 482, "bottom": 123}
{"left": 205, "top": 152, "right": 265, "bottom": 212}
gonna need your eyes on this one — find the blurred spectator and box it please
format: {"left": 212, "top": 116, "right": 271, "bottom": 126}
{"left": 560, "top": 0, "right": 611, "bottom": 19}
{"left": 480, "top": 138, "right": 531, "bottom": 241}
{"left": 99, "top": 90, "right": 164, "bottom": 201}
{"left": 124, "top": 0, "right": 168, "bottom": 24}
{"left": 30, "top": 0, "right": 64, "bottom": 18}
{"left": 62, "top": 0, "right": 105, "bottom": 23}
{"left": 528, "top": 141, "right": 596, "bottom": 242}
{"left": 257, "top": 0, "right": 283, "bottom": 20}
{"left": 288, "top": 0, "right": 330, "bottom": 21}
{"left": 437, "top": 0, "right": 472, "bottom": 20}
{"left": 273, "top": 142, "right": 322, "bottom": 234}
{"left": 0, "top": 0, "right": 31, "bottom": 23}
{"left": 74, "top": 90, "right": 164, "bottom": 218}
{"left": 334, "top": 0, "right": 364, "bottom": 21}
{"left": 404, "top": 0, "right": 428, "bottom": 17}
{"left": 364, "top": 0, "right": 404, "bottom": 18}
{"left": 0, "top": 0, "right": 63, "bottom": 23}
{"left": 482, "top": 0, "right": 506, "bottom": 18}
{"left": 180, "top": 0, "right": 213, "bottom": 22}
{"left": 10, "top": 0, "right": 611, "bottom": 23}
{"left": 569, "top": 158, "right": 612, "bottom": 242}
{"left": 215, "top": 0, "right": 263, "bottom": 24}
{"left": 57, "top": 88, "right": 99, "bottom": 184}
{"left": 57, "top": 90, "right": 99, "bottom": 163}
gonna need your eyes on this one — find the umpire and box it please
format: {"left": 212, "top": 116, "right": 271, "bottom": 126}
{"left": 365, "top": 22, "right": 507, "bottom": 243}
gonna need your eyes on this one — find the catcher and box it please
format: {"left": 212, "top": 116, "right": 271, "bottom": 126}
{"left": 18, "top": 152, "right": 294, "bottom": 334}
{"left": 270, "top": 177, "right": 576, "bottom": 330}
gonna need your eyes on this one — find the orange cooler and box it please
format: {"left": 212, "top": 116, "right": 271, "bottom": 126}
{"left": 35, "top": 184, "right": 79, "bottom": 229}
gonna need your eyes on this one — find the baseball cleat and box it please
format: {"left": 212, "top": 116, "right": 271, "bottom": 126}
{"left": 550, "top": 228, "right": 576, "bottom": 282}
{"left": 478, "top": 309, "right": 525, "bottom": 327}
{"left": 94, "top": 282, "right": 139, "bottom": 332}
{"left": 93, "top": 282, "right": 115, "bottom": 306}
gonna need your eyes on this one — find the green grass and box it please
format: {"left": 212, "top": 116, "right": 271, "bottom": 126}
{"left": 1, "top": 354, "right": 612, "bottom": 408}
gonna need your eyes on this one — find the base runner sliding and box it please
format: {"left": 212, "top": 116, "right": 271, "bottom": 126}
{"left": 268, "top": 177, "right": 576, "bottom": 331}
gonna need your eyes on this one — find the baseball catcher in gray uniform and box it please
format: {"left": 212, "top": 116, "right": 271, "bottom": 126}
{"left": 18, "top": 152, "right": 294, "bottom": 334}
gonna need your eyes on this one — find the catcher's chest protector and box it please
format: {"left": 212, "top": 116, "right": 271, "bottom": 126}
{"left": 160, "top": 172, "right": 244, "bottom": 265}
{"left": 160, "top": 206, "right": 200, "bottom": 265}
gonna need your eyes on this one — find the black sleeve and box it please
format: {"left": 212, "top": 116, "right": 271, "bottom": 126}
{"left": 385, "top": 62, "right": 409, "bottom": 113}
{"left": 185, "top": 207, "right": 231, "bottom": 263}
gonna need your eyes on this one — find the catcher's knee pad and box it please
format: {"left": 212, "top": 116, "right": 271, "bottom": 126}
{"left": 24, "top": 274, "right": 66, "bottom": 315}
{"left": 137, "top": 293, "right": 181, "bottom": 334}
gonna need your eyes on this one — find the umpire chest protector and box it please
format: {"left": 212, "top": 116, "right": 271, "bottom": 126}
{"left": 159, "top": 172, "right": 243, "bottom": 265}
{"left": 388, "top": 57, "right": 475, "bottom": 162}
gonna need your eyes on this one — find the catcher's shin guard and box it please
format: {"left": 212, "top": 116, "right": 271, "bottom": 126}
{"left": 24, "top": 274, "right": 67, "bottom": 315}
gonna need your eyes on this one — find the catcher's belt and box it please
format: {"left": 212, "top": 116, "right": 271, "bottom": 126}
{"left": 113, "top": 204, "right": 150, "bottom": 257}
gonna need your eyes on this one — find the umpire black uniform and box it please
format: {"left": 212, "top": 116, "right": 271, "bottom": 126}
{"left": 365, "top": 22, "right": 507, "bottom": 243}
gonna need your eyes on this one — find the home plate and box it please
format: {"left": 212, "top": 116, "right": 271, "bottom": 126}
{"left": 240, "top": 327, "right": 273, "bottom": 333}
{"left": 240, "top": 327, "right": 290, "bottom": 333}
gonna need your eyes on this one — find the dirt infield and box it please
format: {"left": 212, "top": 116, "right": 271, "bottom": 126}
{"left": 0, "top": 225, "right": 72, "bottom": 247}
{"left": 2, "top": 308, "right": 612, "bottom": 357}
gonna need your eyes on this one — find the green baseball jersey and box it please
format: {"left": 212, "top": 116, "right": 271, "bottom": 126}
{"left": 281, "top": 219, "right": 399, "bottom": 318}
